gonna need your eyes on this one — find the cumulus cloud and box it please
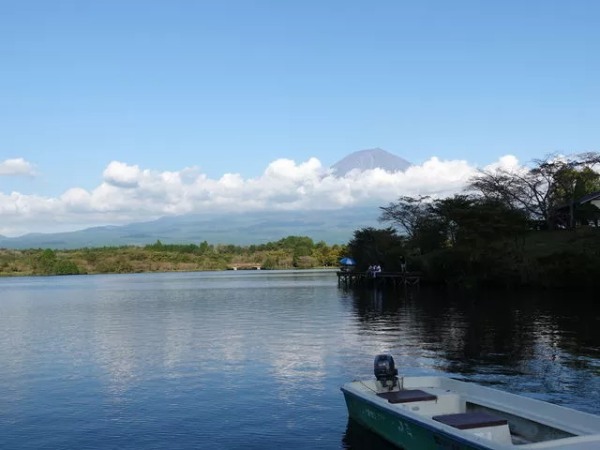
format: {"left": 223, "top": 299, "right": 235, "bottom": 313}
{"left": 0, "top": 155, "right": 524, "bottom": 237}
{"left": 103, "top": 161, "right": 142, "bottom": 188}
{"left": 0, "top": 158, "right": 35, "bottom": 176}
{"left": 482, "top": 154, "right": 523, "bottom": 173}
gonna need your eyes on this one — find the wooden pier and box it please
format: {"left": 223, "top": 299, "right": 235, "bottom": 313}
{"left": 336, "top": 271, "right": 421, "bottom": 288}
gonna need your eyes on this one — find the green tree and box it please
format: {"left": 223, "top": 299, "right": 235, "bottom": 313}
{"left": 53, "top": 260, "right": 80, "bottom": 275}
{"left": 379, "top": 195, "right": 431, "bottom": 239}
{"left": 431, "top": 196, "right": 529, "bottom": 249}
{"left": 37, "top": 249, "right": 57, "bottom": 274}
{"left": 552, "top": 166, "right": 600, "bottom": 228}
{"left": 470, "top": 152, "right": 600, "bottom": 229}
{"left": 347, "top": 227, "right": 405, "bottom": 270}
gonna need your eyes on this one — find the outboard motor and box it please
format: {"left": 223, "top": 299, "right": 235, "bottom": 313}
{"left": 374, "top": 354, "right": 398, "bottom": 390}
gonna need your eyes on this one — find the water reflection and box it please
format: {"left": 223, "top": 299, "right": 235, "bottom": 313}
{"left": 0, "top": 272, "right": 598, "bottom": 450}
{"left": 342, "top": 419, "right": 397, "bottom": 450}
{"left": 342, "top": 286, "right": 600, "bottom": 414}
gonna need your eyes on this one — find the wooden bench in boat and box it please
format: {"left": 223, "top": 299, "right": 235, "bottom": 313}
{"left": 377, "top": 389, "right": 438, "bottom": 404}
{"left": 432, "top": 412, "right": 512, "bottom": 444}
{"left": 433, "top": 412, "right": 508, "bottom": 430}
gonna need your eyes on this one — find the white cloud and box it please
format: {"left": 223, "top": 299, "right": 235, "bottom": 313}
{"left": 0, "top": 158, "right": 35, "bottom": 176}
{"left": 482, "top": 154, "right": 522, "bottom": 173}
{"left": 0, "top": 155, "right": 523, "bottom": 237}
{"left": 102, "top": 161, "right": 141, "bottom": 188}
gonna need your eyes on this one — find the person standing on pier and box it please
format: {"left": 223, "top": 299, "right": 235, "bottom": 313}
{"left": 373, "top": 264, "right": 382, "bottom": 277}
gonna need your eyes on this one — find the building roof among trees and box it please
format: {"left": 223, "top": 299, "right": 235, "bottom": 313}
{"left": 577, "top": 190, "right": 600, "bottom": 204}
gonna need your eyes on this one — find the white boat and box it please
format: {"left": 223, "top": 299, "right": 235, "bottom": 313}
{"left": 341, "top": 355, "right": 600, "bottom": 450}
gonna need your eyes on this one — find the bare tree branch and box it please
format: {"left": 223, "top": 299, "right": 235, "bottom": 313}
{"left": 468, "top": 152, "right": 600, "bottom": 229}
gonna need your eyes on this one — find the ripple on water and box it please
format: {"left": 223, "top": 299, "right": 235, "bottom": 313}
{"left": 0, "top": 273, "right": 599, "bottom": 448}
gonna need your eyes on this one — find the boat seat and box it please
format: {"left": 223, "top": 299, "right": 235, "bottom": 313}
{"left": 432, "top": 412, "right": 508, "bottom": 430}
{"left": 377, "top": 389, "right": 437, "bottom": 404}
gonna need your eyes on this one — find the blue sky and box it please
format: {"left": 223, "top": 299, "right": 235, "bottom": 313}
{"left": 0, "top": 1, "right": 598, "bottom": 236}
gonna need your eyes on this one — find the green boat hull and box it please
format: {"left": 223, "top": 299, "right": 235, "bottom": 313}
{"left": 342, "top": 389, "right": 492, "bottom": 450}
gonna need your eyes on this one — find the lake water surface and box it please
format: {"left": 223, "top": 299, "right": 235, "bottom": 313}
{"left": 1, "top": 271, "right": 599, "bottom": 449}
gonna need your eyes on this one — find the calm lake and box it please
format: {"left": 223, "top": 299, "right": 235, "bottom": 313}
{"left": 1, "top": 270, "right": 599, "bottom": 449}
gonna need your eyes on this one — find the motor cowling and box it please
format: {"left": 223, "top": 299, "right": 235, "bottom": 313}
{"left": 374, "top": 354, "right": 398, "bottom": 387}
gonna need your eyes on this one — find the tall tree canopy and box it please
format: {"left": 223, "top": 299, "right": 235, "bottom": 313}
{"left": 379, "top": 195, "right": 529, "bottom": 253}
{"left": 379, "top": 195, "right": 431, "bottom": 239}
{"left": 346, "top": 227, "right": 405, "bottom": 270}
{"left": 469, "top": 153, "right": 600, "bottom": 229}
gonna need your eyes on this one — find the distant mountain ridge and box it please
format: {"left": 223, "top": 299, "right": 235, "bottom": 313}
{"left": 331, "top": 148, "right": 411, "bottom": 176}
{"left": 0, "top": 207, "right": 381, "bottom": 249}
{"left": 0, "top": 148, "right": 410, "bottom": 249}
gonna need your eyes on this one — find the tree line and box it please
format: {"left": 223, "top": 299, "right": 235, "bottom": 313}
{"left": 347, "top": 153, "right": 600, "bottom": 289}
{"left": 0, "top": 236, "right": 345, "bottom": 276}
